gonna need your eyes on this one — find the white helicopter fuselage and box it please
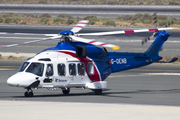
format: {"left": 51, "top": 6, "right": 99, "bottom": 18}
{"left": 7, "top": 50, "right": 107, "bottom": 91}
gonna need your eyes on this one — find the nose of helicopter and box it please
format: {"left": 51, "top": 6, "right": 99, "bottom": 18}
{"left": 7, "top": 72, "right": 39, "bottom": 87}
{"left": 7, "top": 76, "right": 19, "bottom": 86}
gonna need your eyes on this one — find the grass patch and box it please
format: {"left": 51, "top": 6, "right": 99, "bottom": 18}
{"left": 8, "top": 55, "right": 18, "bottom": 60}
{"left": 0, "top": 13, "right": 180, "bottom": 27}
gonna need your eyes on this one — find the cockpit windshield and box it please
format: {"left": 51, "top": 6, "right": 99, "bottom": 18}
{"left": 18, "top": 62, "right": 30, "bottom": 72}
{"left": 26, "top": 62, "right": 44, "bottom": 76}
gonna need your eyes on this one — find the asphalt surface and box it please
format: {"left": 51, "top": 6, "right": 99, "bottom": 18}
{"left": 0, "top": 61, "right": 180, "bottom": 106}
{"left": 0, "top": 4, "right": 180, "bottom": 18}
{"left": 0, "top": 23, "right": 179, "bottom": 107}
{"left": 0, "top": 5, "right": 180, "bottom": 119}
{"left": 0, "top": 25, "right": 180, "bottom": 120}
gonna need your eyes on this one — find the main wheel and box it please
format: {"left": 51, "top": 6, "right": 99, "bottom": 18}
{"left": 94, "top": 89, "right": 102, "bottom": 95}
{"left": 24, "top": 91, "right": 34, "bottom": 97}
{"left": 24, "top": 91, "right": 29, "bottom": 97}
{"left": 28, "top": 91, "right": 34, "bottom": 97}
{"left": 62, "top": 89, "right": 70, "bottom": 95}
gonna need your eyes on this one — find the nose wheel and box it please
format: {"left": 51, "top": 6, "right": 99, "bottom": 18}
{"left": 24, "top": 88, "right": 34, "bottom": 97}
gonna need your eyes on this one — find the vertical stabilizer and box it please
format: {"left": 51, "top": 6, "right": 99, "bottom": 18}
{"left": 145, "top": 31, "right": 170, "bottom": 57}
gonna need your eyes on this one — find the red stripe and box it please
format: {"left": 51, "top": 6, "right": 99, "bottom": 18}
{"left": 75, "top": 26, "right": 83, "bottom": 28}
{"left": 99, "top": 43, "right": 107, "bottom": 46}
{"left": 18, "top": 43, "right": 24, "bottom": 45}
{"left": 124, "top": 30, "right": 134, "bottom": 33}
{"left": 149, "top": 28, "right": 158, "bottom": 31}
{"left": 89, "top": 41, "right": 96, "bottom": 44}
{"left": 56, "top": 51, "right": 101, "bottom": 82}
{"left": 0, "top": 46, "right": 6, "bottom": 48}
{"left": 78, "top": 22, "right": 87, "bottom": 24}
{"left": 7, "top": 33, "right": 15, "bottom": 34}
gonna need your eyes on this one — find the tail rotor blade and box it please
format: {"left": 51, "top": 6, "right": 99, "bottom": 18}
{"left": 153, "top": 13, "right": 157, "bottom": 28}
{"left": 142, "top": 13, "right": 175, "bottom": 45}
{"left": 162, "top": 21, "right": 172, "bottom": 28}
{"left": 142, "top": 32, "right": 157, "bottom": 45}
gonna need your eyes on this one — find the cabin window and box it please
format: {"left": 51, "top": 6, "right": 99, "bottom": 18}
{"left": 26, "top": 62, "right": 44, "bottom": 76}
{"left": 69, "top": 63, "right": 76, "bottom": 75}
{"left": 18, "top": 62, "right": 29, "bottom": 72}
{"left": 46, "top": 64, "right": 54, "bottom": 77}
{"left": 78, "top": 63, "right": 85, "bottom": 75}
{"left": 58, "top": 64, "right": 66, "bottom": 76}
{"left": 88, "top": 63, "right": 94, "bottom": 75}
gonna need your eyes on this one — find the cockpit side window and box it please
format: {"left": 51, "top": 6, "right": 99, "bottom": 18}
{"left": 46, "top": 64, "right": 54, "bottom": 77}
{"left": 69, "top": 63, "right": 76, "bottom": 75}
{"left": 58, "top": 64, "right": 65, "bottom": 76}
{"left": 18, "top": 62, "right": 29, "bottom": 72}
{"left": 78, "top": 63, "right": 85, "bottom": 75}
{"left": 26, "top": 62, "right": 44, "bottom": 76}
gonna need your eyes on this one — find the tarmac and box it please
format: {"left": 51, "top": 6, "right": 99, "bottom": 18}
{"left": 0, "top": 100, "right": 180, "bottom": 120}
{"left": 0, "top": 52, "right": 35, "bottom": 58}
{"left": 0, "top": 51, "right": 180, "bottom": 120}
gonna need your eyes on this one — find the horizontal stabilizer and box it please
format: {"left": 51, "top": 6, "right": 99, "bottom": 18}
{"left": 155, "top": 57, "right": 178, "bottom": 63}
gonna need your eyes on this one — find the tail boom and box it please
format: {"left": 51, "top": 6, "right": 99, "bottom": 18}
{"left": 108, "top": 31, "right": 171, "bottom": 73}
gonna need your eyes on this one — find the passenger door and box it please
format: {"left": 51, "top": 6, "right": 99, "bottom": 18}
{"left": 53, "top": 63, "right": 68, "bottom": 87}
{"left": 42, "top": 64, "right": 54, "bottom": 88}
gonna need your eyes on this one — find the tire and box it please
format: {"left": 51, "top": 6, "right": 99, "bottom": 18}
{"left": 28, "top": 92, "right": 34, "bottom": 97}
{"left": 62, "top": 89, "right": 70, "bottom": 95}
{"left": 94, "top": 89, "right": 102, "bottom": 95}
{"left": 24, "top": 91, "right": 29, "bottom": 97}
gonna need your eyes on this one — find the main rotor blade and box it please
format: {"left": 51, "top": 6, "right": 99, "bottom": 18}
{"left": 0, "top": 35, "right": 62, "bottom": 49}
{"left": 71, "top": 20, "right": 89, "bottom": 33}
{"left": 71, "top": 36, "right": 120, "bottom": 50}
{"left": 0, "top": 32, "right": 58, "bottom": 37}
{"left": 0, "top": 32, "right": 43, "bottom": 35}
{"left": 78, "top": 27, "right": 179, "bottom": 36}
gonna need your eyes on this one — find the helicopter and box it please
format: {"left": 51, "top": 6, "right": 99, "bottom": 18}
{"left": 1, "top": 20, "right": 178, "bottom": 97}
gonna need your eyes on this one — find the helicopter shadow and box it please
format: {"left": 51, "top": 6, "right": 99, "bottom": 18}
{"left": 11, "top": 89, "right": 180, "bottom": 99}
{"left": 11, "top": 89, "right": 130, "bottom": 99}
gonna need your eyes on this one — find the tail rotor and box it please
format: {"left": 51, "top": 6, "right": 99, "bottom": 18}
{"left": 142, "top": 13, "right": 173, "bottom": 47}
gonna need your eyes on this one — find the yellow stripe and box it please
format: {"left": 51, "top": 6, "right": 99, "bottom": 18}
{"left": 111, "top": 46, "right": 120, "bottom": 50}
{"left": 0, "top": 66, "right": 18, "bottom": 68}
{"left": 0, "top": 68, "right": 17, "bottom": 70}
{"left": 172, "top": 27, "right": 179, "bottom": 29}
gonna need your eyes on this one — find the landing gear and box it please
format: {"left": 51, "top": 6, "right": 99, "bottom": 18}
{"left": 94, "top": 89, "right": 102, "bottom": 95}
{"left": 24, "top": 88, "right": 34, "bottom": 97}
{"left": 62, "top": 88, "right": 70, "bottom": 95}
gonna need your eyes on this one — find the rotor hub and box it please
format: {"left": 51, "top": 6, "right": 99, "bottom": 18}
{"left": 59, "top": 30, "right": 73, "bottom": 42}
{"left": 59, "top": 30, "right": 74, "bottom": 36}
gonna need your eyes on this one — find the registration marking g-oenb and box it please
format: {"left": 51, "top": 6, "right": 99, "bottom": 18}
{"left": 111, "top": 58, "right": 127, "bottom": 64}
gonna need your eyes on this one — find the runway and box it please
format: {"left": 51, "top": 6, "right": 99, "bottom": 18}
{"left": 0, "top": 25, "right": 180, "bottom": 119}
{"left": 0, "top": 61, "right": 180, "bottom": 106}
